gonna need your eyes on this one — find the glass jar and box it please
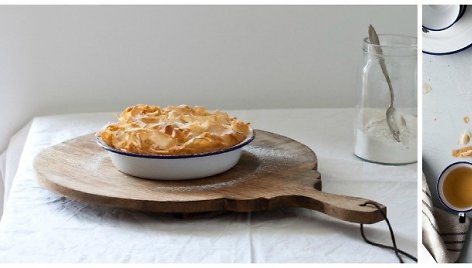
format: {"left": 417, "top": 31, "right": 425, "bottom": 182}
{"left": 354, "top": 34, "right": 417, "bottom": 165}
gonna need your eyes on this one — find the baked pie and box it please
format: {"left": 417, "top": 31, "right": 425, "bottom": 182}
{"left": 97, "top": 104, "right": 251, "bottom": 155}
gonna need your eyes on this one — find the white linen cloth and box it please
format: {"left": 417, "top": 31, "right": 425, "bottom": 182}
{"left": 0, "top": 109, "right": 417, "bottom": 262}
{"left": 0, "top": 121, "right": 31, "bottom": 219}
{"left": 0, "top": 151, "right": 5, "bottom": 218}
{"left": 422, "top": 174, "right": 470, "bottom": 262}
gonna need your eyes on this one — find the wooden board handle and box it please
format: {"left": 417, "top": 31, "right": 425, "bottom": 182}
{"left": 284, "top": 170, "right": 386, "bottom": 224}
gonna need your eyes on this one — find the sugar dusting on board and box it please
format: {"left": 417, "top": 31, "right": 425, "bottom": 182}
{"left": 246, "top": 144, "right": 301, "bottom": 169}
{"left": 156, "top": 141, "right": 312, "bottom": 192}
{"left": 354, "top": 108, "right": 417, "bottom": 164}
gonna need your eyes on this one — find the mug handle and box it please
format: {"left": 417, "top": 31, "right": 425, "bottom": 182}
{"left": 459, "top": 212, "right": 466, "bottom": 223}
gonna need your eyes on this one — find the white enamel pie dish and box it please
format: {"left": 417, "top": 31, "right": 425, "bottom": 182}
{"left": 422, "top": 5, "right": 461, "bottom": 31}
{"left": 96, "top": 128, "right": 255, "bottom": 180}
{"left": 423, "top": 5, "right": 472, "bottom": 55}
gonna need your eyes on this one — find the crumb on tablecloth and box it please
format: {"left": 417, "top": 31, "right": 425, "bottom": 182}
{"left": 452, "top": 146, "right": 472, "bottom": 157}
{"left": 423, "top": 82, "right": 432, "bottom": 95}
{"left": 459, "top": 130, "right": 471, "bottom": 145}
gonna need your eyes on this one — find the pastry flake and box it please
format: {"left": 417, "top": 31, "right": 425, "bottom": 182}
{"left": 459, "top": 130, "right": 471, "bottom": 146}
{"left": 97, "top": 104, "right": 251, "bottom": 155}
{"left": 452, "top": 146, "right": 472, "bottom": 157}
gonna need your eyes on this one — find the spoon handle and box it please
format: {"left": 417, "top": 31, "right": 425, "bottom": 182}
{"left": 368, "top": 25, "right": 394, "bottom": 106}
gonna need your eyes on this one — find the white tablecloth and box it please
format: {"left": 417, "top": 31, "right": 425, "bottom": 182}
{"left": 0, "top": 108, "right": 417, "bottom": 262}
{"left": 423, "top": 52, "right": 472, "bottom": 262}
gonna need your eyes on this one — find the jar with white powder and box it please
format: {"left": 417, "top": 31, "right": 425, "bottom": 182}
{"left": 354, "top": 34, "right": 417, "bottom": 165}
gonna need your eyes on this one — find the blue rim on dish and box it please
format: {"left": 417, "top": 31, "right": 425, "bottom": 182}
{"left": 436, "top": 161, "right": 472, "bottom": 214}
{"left": 458, "top": 5, "right": 468, "bottom": 21}
{"left": 95, "top": 129, "right": 256, "bottom": 159}
{"left": 422, "top": 42, "right": 472, "bottom": 56}
{"left": 422, "top": 5, "right": 466, "bottom": 32}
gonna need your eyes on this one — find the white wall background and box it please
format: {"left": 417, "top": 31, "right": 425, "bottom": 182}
{"left": 0, "top": 5, "right": 416, "bottom": 151}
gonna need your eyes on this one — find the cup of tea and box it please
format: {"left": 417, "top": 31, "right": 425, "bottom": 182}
{"left": 437, "top": 161, "right": 472, "bottom": 223}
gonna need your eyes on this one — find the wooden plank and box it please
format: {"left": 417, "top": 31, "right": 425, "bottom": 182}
{"left": 33, "top": 130, "right": 386, "bottom": 224}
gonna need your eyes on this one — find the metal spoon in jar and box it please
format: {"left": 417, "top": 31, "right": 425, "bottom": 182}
{"left": 368, "top": 25, "right": 401, "bottom": 142}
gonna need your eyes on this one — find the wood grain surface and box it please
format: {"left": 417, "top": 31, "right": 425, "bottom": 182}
{"left": 34, "top": 130, "right": 386, "bottom": 224}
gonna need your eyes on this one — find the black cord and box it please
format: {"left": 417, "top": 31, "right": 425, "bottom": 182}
{"left": 360, "top": 201, "right": 418, "bottom": 263}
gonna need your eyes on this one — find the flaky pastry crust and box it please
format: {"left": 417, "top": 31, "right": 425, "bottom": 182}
{"left": 97, "top": 104, "right": 251, "bottom": 155}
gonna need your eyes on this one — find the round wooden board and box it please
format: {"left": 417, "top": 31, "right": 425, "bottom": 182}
{"left": 34, "top": 129, "right": 386, "bottom": 224}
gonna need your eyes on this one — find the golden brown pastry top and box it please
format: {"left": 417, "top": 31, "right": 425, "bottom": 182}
{"left": 97, "top": 104, "right": 251, "bottom": 155}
